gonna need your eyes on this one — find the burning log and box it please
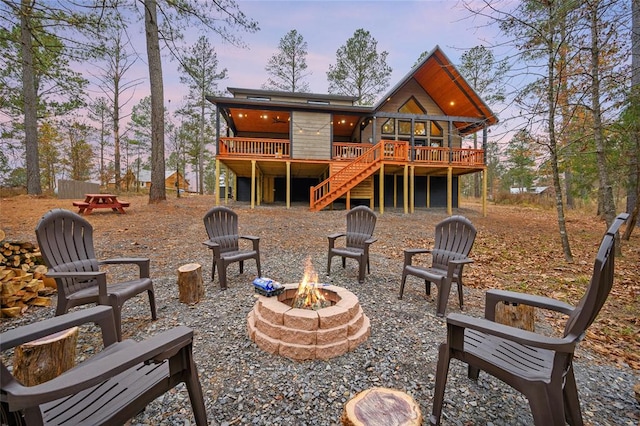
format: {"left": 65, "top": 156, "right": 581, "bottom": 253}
{"left": 291, "top": 257, "right": 331, "bottom": 310}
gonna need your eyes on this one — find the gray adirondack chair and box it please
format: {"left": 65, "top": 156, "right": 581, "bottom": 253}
{"left": 0, "top": 305, "right": 208, "bottom": 425}
{"left": 35, "top": 209, "right": 157, "bottom": 341}
{"left": 203, "top": 206, "right": 261, "bottom": 290}
{"left": 399, "top": 215, "right": 476, "bottom": 317}
{"left": 327, "top": 205, "right": 378, "bottom": 283}
{"left": 429, "top": 213, "right": 629, "bottom": 426}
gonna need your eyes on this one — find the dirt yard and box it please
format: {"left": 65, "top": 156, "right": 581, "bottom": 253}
{"left": 1, "top": 193, "right": 639, "bottom": 370}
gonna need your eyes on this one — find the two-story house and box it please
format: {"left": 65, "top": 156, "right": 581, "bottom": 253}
{"left": 206, "top": 46, "right": 498, "bottom": 214}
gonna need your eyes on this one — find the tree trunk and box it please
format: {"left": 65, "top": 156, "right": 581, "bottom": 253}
{"left": 145, "top": 0, "right": 166, "bottom": 203}
{"left": 341, "top": 387, "right": 422, "bottom": 426}
{"left": 21, "top": 0, "right": 41, "bottom": 195}
{"left": 178, "top": 263, "right": 204, "bottom": 304}
{"left": 628, "top": 0, "right": 640, "bottom": 228}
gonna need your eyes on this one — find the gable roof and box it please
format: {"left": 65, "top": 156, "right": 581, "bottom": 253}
{"left": 206, "top": 45, "right": 498, "bottom": 137}
{"left": 374, "top": 46, "right": 498, "bottom": 134}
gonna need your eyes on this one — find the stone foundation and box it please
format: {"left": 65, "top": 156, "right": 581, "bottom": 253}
{"left": 247, "top": 284, "right": 370, "bottom": 361}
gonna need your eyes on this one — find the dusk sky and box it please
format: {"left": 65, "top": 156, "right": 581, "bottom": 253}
{"left": 158, "top": 1, "right": 502, "bottom": 104}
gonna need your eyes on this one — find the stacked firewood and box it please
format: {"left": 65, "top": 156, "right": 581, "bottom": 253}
{"left": 0, "top": 229, "right": 56, "bottom": 318}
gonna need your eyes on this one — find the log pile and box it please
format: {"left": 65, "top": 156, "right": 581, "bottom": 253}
{"left": 1, "top": 230, "right": 56, "bottom": 318}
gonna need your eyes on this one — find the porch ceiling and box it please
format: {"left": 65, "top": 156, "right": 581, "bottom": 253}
{"left": 227, "top": 107, "right": 362, "bottom": 138}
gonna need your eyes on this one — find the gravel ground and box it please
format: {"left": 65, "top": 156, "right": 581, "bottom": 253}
{"left": 1, "top": 196, "right": 638, "bottom": 425}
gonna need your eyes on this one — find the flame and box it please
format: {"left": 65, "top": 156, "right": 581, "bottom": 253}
{"left": 292, "top": 257, "right": 328, "bottom": 310}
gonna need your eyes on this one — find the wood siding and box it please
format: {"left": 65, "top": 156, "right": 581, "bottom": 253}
{"left": 291, "top": 111, "right": 332, "bottom": 160}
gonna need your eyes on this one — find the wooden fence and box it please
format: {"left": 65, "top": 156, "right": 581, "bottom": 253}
{"left": 57, "top": 180, "right": 99, "bottom": 199}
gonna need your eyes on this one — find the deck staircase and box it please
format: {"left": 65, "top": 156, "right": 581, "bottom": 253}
{"left": 309, "top": 141, "right": 407, "bottom": 211}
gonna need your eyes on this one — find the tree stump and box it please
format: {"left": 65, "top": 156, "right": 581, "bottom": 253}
{"left": 495, "top": 301, "right": 535, "bottom": 332}
{"left": 341, "top": 387, "right": 422, "bottom": 426}
{"left": 178, "top": 263, "right": 204, "bottom": 304}
{"left": 13, "top": 326, "right": 79, "bottom": 386}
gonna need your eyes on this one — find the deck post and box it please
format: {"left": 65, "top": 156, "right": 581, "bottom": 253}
{"left": 482, "top": 168, "right": 488, "bottom": 217}
{"left": 410, "top": 165, "right": 415, "bottom": 213}
{"left": 403, "top": 165, "right": 408, "bottom": 214}
{"left": 346, "top": 190, "right": 351, "bottom": 210}
{"left": 251, "top": 160, "right": 256, "bottom": 209}
{"left": 215, "top": 159, "right": 221, "bottom": 206}
{"left": 426, "top": 176, "right": 431, "bottom": 208}
{"left": 286, "top": 161, "right": 291, "bottom": 209}
{"left": 447, "top": 166, "right": 453, "bottom": 215}
{"left": 393, "top": 174, "right": 397, "bottom": 208}
{"left": 378, "top": 163, "right": 384, "bottom": 214}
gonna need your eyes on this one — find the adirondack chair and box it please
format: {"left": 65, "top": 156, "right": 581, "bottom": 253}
{"left": 429, "top": 213, "right": 629, "bottom": 426}
{"left": 35, "top": 209, "right": 157, "bottom": 341}
{"left": 203, "top": 206, "right": 261, "bottom": 290}
{"left": 327, "top": 205, "right": 378, "bottom": 283}
{"left": 0, "top": 305, "right": 208, "bottom": 425}
{"left": 399, "top": 215, "right": 476, "bottom": 317}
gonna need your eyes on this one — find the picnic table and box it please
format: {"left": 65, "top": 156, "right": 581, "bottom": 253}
{"left": 72, "top": 194, "right": 130, "bottom": 215}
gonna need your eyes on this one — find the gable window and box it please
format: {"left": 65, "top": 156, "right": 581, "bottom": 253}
{"left": 399, "top": 97, "right": 426, "bottom": 115}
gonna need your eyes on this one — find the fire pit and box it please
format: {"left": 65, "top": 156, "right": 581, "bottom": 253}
{"left": 247, "top": 260, "right": 370, "bottom": 361}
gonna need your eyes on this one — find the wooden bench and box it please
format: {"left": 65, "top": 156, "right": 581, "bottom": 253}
{"left": 72, "top": 201, "right": 89, "bottom": 207}
{"left": 119, "top": 202, "right": 130, "bottom": 208}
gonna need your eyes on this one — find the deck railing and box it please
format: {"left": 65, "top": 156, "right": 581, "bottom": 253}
{"left": 219, "top": 137, "right": 290, "bottom": 158}
{"left": 218, "top": 137, "right": 483, "bottom": 166}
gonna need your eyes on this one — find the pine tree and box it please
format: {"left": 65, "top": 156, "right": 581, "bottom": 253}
{"left": 263, "top": 29, "right": 310, "bottom": 92}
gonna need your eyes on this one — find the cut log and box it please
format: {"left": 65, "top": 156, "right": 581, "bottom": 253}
{"left": 178, "top": 263, "right": 204, "bottom": 304}
{"left": 13, "top": 327, "right": 79, "bottom": 386}
{"left": 495, "top": 301, "right": 535, "bottom": 332}
{"left": 341, "top": 387, "right": 422, "bottom": 426}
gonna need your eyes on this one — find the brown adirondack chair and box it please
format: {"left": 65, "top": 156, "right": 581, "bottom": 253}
{"left": 203, "top": 206, "right": 261, "bottom": 290}
{"left": 327, "top": 205, "right": 378, "bottom": 283}
{"left": 0, "top": 305, "right": 208, "bottom": 425}
{"left": 399, "top": 215, "right": 476, "bottom": 317}
{"left": 429, "top": 213, "right": 629, "bottom": 426}
{"left": 35, "top": 209, "right": 157, "bottom": 341}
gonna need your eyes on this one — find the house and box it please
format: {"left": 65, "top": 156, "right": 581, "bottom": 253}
{"left": 206, "top": 46, "right": 498, "bottom": 214}
{"left": 136, "top": 170, "right": 190, "bottom": 192}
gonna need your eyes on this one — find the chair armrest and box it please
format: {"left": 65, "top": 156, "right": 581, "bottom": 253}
{"left": 446, "top": 257, "right": 473, "bottom": 278}
{"left": 364, "top": 237, "right": 378, "bottom": 245}
{"left": 45, "top": 271, "right": 108, "bottom": 302}
{"left": 446, "top": 313, "right": 577, "bottom": 353}
{"left": 203, "top": 240, "right": 221, "bottom": 257}
{"left": 484, "top": 289, "right": 575, "bottom": 321}
{"left": 101, "top": 258, "right": 150, "bottom": 278}
{"left": 0, "top": 305, "right": 118, "bottom": 351}
{"left": 240, "top": 235, "right": 260, "bottom": 251}
{"left": 403, "top": 248, "right": 432, "bottom": 265}
{"left": 3, "top": 326, "right": 194, "bottom": 410}
{"left": 328, "top": 232, "right": 346, "bottom": 249}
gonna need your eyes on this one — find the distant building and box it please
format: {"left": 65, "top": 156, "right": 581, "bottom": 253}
{"left": 136, "top": 170, "right": 190, "bottom": 192}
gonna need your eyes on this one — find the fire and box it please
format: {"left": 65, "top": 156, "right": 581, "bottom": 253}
{"left": 292, "top": 257, "right": 331, "bottom": 310}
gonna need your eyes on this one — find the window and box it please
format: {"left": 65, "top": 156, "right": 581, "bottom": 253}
{"left": 414, "top": 122, "right": 426, "bottom": 136}
{"left": 431, "top": 121, "right": 443, "bottom": 137}
{"left": 382, "top": 118, "right": 395, "bottom": 134}
{"left": 398, "top": 121, "right": 412, "bottom": 135}
{"left": 399, "top": 97, "right": 426, "bottom": 115}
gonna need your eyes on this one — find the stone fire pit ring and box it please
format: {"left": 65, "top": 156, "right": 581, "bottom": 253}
{"left": 247, "top": 284, "right": 370, "bottom": 361}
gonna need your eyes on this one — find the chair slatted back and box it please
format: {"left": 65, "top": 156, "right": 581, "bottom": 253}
{"left": 432, "top": 215, "right": 476, "bottom": 272}
{"left": 35, "top": 209, "right": 100, "bottom": 294}
{"left": 564, "top": 214, "right": 627, "bottom": 339}
{"left": 345, "top": 206, "right": 377, "bottom": 250}
{"left": 203, "top": 207, "right": 240, "bottom": 253}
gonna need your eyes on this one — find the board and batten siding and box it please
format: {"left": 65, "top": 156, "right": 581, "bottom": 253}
{"left": 291, "top": 111, "right": 332, "bottom": 160}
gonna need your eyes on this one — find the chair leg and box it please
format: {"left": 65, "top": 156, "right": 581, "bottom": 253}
{"left": 148, "top": 289, "right": 157, "bottom": 320}
{"left": 210, "top": 255, "right": 216, "bottom": 281}
{"left": 112, "top": 304, "right": 123, "bottom": 341}
{"left": 429, "top": 343, "right": 452, "bottom": 426}
{"left": 218, "top": 261, "right": 227, "bottom": 290}
{"left": 366, "top": 255, "right": 370, "bottom": 274}
{"left": 327, "top": 253, "right": 333, "bottom": 276}
{"left": 358, "top": 255, "right": 366, "bottom": 283}
{"left": 399, "top": 270, "right": 408, "bottom": 299}
{"left": 255, "top": 255, "right": 262, "bottom": 278}
{"left": 563, "top": 367, "right": 584, "bottom": 426}
{"left": 239, "top": 260, "right": 244, "bottom": 274}
{"left": 425, "top": 280, "right": 431, "bottom": 296}
{"left": 436, "top": 279, "right": 451, "bottom": 317}
{"left": 341, "top": 256, "right": 346, "bottom": 269}
{"left": 184, "top": 349, "right": 208, "bottom": 426}
{"left": 457, "top": 279, "right": 464, "bottom": 311}
{"left": 528, "top": 385, "right": 566, "bottom": 426}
